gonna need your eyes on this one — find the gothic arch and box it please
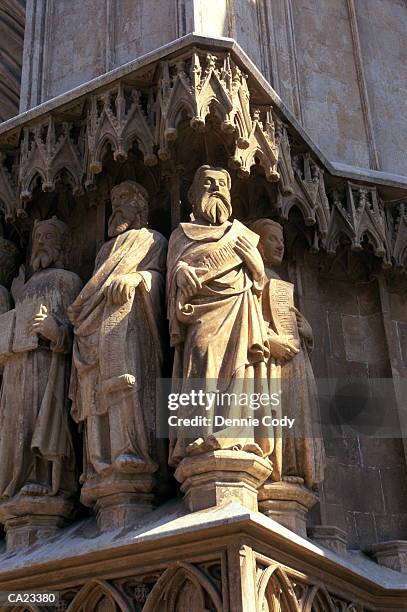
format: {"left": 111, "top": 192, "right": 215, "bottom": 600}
{"left": 143, "top": 562, "right": 223, "bottom": 612}
{"left": 257, "top": 564, "right": 300, "bottom": 612}
{"left": 300, "top": 584, "right": 336, "bottom": 612}
{"left": 67, "top": 579, "right": 131, "bottom": 612}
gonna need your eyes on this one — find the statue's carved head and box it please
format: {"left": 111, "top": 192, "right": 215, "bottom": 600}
{"left": 31, "top": 216, "right": 70, "bottom": 272}
{"left": 188, "top": 166, "right": 232, "bottom": 225}
{"left": 251, "top": 218, "right": 284, "bottom": 267}
{"left": 108, "top": 181, "right": 149, "bottom": 237}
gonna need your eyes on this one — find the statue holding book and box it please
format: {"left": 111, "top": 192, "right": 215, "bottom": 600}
{"left": 0, "top": 217, "right": 82, "bottom": 502}
{"left": 252, "top": 218, "right": 325, "bottom": 535}
{"left": 167, "top": 166, "right": 273, "bottom": 467}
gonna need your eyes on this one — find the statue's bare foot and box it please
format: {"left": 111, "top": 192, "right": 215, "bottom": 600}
{"left": 21, "top": 483, "right": 51, "bottom": 496}
{"left": 283, "top": 475, "right": 304, "bottom": 485}
{"left": 114, "top": 454, "right": 145, "bottom": 472}
{"left": 186, "top": 438, "right": 207, "bottom": 455}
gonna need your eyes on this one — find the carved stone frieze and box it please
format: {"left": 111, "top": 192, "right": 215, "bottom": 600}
{"left": 326, "top": 183, "right": 391, "bottom": 265}
{"left": 156, "top": 51, "right": 279, "bottom": 180}
{"left": 254, "top": 557, "right": 368, "bottom": 612}
{"left": 387, "top": 202, "right": 407, "bottom": 268}
{"left": 143, "top": 561, "right": 223, "bottom": 612}
{"left": 85, "top": 83, "right": 157, "bottom": 188}
{"left": 19, "top": 117, "right": 84, "bottom": 203}
{"left": 279, "top": 153, "right": 330, "bottom": 246}
{"left": 276, "top": 123, "right": 295, "bottom": 196}
{"left": 0, "top": 153, "right": 19, "bottom": 221}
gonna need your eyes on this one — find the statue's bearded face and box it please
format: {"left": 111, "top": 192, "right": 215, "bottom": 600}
{"left": 260, "top": 226, "right": 285, "bottom": 267}
{"left": 193, "top": 170, "right": 232, "bottom": 225}
{"left": 31, "top": 224, "right": 64, "bottom": 271}
{"left": 108, "top": 185, "right": 143, "bottom": 237}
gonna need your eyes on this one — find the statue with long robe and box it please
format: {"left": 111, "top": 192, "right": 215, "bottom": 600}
{"left": 251, "top": 218, "right": 325, "bottom": 489}
{"left": 0, "top": 217, "right": 82, "bottom": 500}
{"left": 68, "top": 181, "right": 167, "bottom": 484}
{"left": 167, "top": 165, "right": 272, "bottom": 466}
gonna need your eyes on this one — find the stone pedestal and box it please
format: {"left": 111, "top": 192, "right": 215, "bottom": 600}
{"left": 81, "top": 472, "right": 156, "bottom": 531}
{"left": 308, "top": 525, "right": 348, "bottom": 555}
{"left": 371, "top": 541, "right": 407, "bottom": 574}
{"left": 175, "top": 450, "right": 272, "bottom": 512}
{"left": 258, "top": 481, "right": 318, "bottom": 538}
{"left": 0, "top": 495, "right": 74, "bottom": 552}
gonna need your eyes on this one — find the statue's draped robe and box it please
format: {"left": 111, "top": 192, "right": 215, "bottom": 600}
{"left": 0, "top": 286, "right": 11, "bottom": 315}
{"left": 0, "top": 268, "right": 82, "bottom": 499}
{"left": 167, "top": 220, "right": 272, "bottom": 466}
{"left": 68, "top": 228, "right": 167, "bottom": 476}
{"left": 262, "top": 268, "right": 325, "bottom": 488}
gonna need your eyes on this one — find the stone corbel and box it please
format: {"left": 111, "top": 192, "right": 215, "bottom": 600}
{"left": 326, "top": 183, "right": 391, "bottom": 265}
{"left": 19, "top": 117, "right": 84, "bottom": 203}
{"left": 278, "top": 153, "right": 330, "bottom": 247}
{"left": 229, "top": 108, "right": 279, "bottom": 182}
{"left": 85, "top": 82, "right": 157, "bottom": 188}
{"left": 156, "top": 51, "right": 279, "bottom": 181}
{"left": 0, "top": 153, "right": 19, "bottom": 221}
{"left": 388, "top": 202, "right": 407, "bottom": 268}
{"left": 275, "top": 123, "right": 295, "bottom": 195}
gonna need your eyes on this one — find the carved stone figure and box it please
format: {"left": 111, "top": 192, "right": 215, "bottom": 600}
{"left": 167, "top": 166, "right": 273, "bottom": 511}
{"left": 0, "top": 217, "right": 82, "bottom": 549}
{"left": 0, "top": 237, "right": 19, "bottom": 315}
{"left": 252, "top": 218, "right": 325, "bottom": 535}
{"left": 68, "top": 181, "right": 167, "bottom": 528}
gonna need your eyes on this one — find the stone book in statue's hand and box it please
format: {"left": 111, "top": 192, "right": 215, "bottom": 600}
{"left": 12, "top": 299, "right": 50, "bottom": 352}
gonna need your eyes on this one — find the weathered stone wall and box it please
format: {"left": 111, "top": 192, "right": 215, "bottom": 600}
{"left": 298, "top": 251, "right": 407, "bottom": 549}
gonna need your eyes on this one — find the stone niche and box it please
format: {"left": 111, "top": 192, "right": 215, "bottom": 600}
{"left": 0, "top": 34, "right": 406, "bottom": 611}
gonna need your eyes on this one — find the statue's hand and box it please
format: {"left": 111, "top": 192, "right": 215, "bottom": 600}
{"left": 105, "top": 274, "right": 141, "bottom": 305}
{"left": 31, "top": 305, "right": 60, "bottom": 344}
{"left": 290, "top": 306, "right": 313, "bottom": 343}
{"left": 176, "top": 264, "right": 203, "bottom": 299}
{"left": 268, "top": 333, "right": 300, "bottom": 361}
{"left": 234, "top": 235, "right": 264, "bottom": 282}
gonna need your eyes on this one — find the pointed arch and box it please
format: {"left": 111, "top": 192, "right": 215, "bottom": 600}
{"left": 67, "top": 579, "right": 130, "bottom": 612}
{"left": 143, "top": 561, "right": 222, "bottom": 612}
{"left": 257, "top": 564, "right": 300, "bottom": 612}
{"left": 300, "top": 584, "right": 336, "bottom": 612}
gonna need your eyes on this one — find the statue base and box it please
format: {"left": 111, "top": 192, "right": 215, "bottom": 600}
{"left": 175, "top": 450, "right": 272, "bottom": 512}
{"left": 81, "top": 472, "right": 156, "bottom": 531}
{"left": 258, "top": 481, "right": 318, "bottom": 537}
{"left": 308, "top": 525, "right": 348, "bottom": 555}
{"left": 371, "top": 540, "right": 407, "bottom": 574}
{"left": 0, "top": 495, "right": 74, "bottom": 552}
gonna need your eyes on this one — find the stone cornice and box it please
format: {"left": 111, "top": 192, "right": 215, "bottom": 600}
{"left": 0, "top": 502, "right": 404, "bottom": 608}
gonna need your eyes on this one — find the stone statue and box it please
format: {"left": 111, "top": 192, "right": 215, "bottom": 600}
{"left": 167, "top": 166, "right": 272, "bottom": 467}
{"left": 0, "top": 237, "right": 19, "bottom": 315}
{"left": 68, "top": 181, "right": 167, "bottom": 527}
{"left": 252, "top": 218, "right": 325, "bottom": 534}
{"left": 0, "top": 217, "right": 82, "bottom": 502}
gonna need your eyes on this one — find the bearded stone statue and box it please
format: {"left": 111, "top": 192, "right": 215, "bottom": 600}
{"left": 68, "top": 181, "right": 167, "bottom": 528}
{"left": 0, "top": 217, "right": 82, "bottom": 549}
{"left": 167, "top": 166, "right": 273, "bottom": 466}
